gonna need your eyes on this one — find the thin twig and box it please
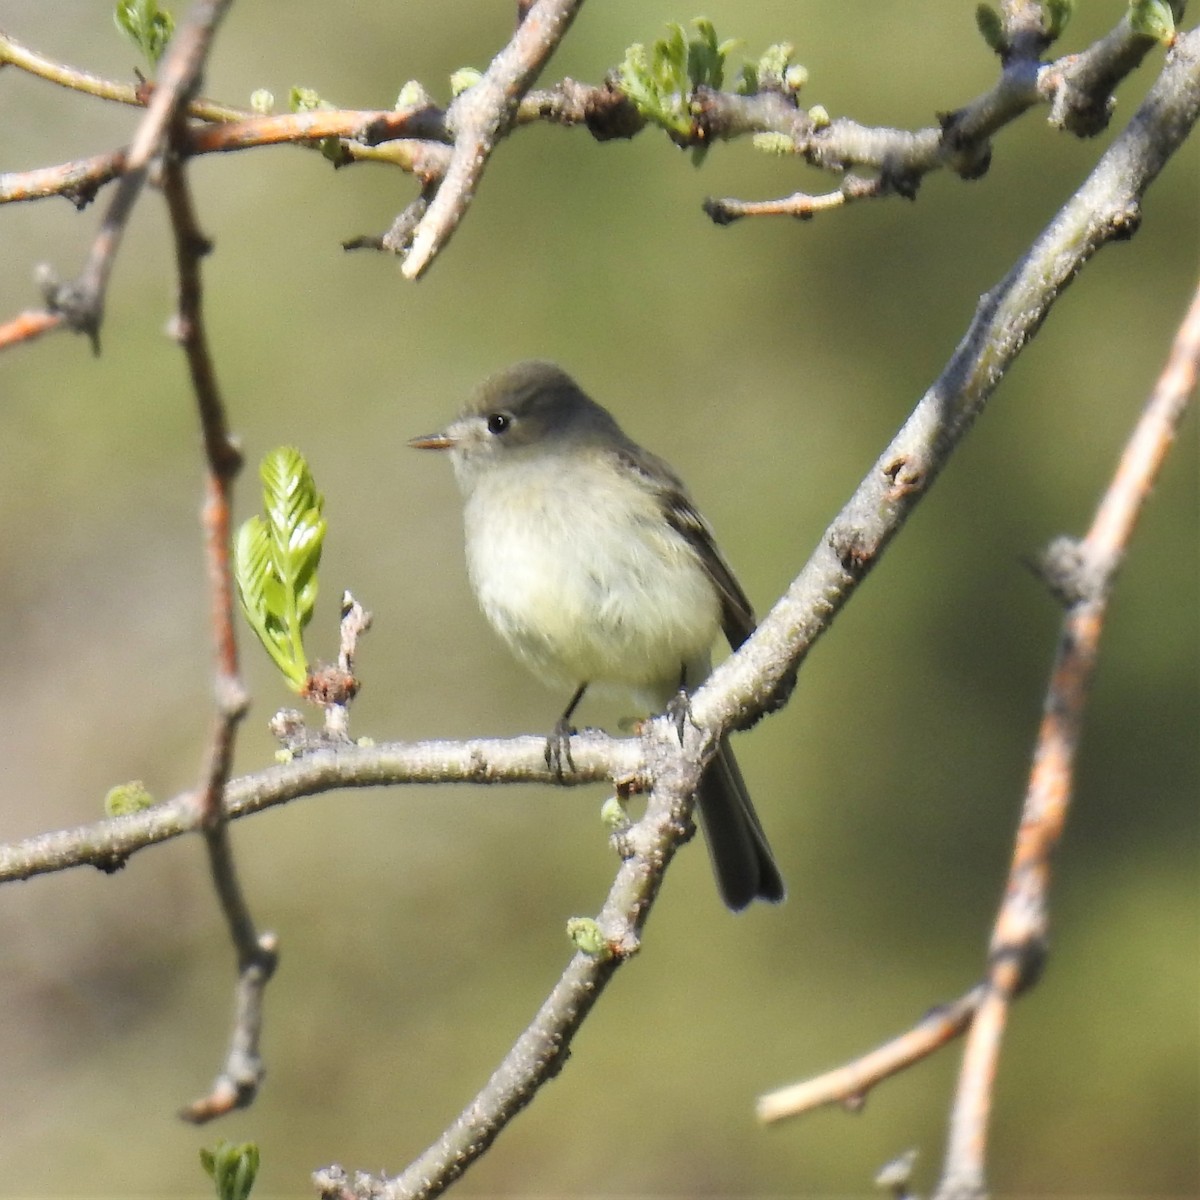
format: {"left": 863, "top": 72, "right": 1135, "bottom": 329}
{"left": 0, "top": 150, "right": 130, "bottom": 207}
{"left": 0, "top": 28, "right": 243, "bottom": 119}
{"left": 704, "top": 174, "right": 883, "bottom": 225}
{"left": 932, "top": 277, "right": 1200, "bottom": 1200}
{"left": 316, "top": 592, "right": 372, "bottom": 741}
{"left": 0, "top": 307, "right": 64, "bottom": 350}
{"left": 36, "top": 0, "right": 235, "bottom": 348}
{"left": 157, "top": 114, "right": 278, "bottom": 1122}
{"left": 400, "top": 0, "right": 585, "bottom": 278}
{"left": 0, "top": 114, "right": 451, "bottom": 208}
{"left": 757, "top": 986, "right": 987, "bottom": 1122}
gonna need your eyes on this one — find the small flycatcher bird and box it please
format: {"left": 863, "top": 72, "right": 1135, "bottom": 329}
{"left": 410, "top": 361, "right": 784, "bottom": 910}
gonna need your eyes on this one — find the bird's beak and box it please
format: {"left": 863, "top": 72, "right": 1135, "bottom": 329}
{"left": 408, "top": 431, "right": 455, "bottom": 450}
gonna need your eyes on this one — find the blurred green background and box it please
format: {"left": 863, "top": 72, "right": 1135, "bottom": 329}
{"left": 1, "top": 2, "right": 1197, "bottom": 1196}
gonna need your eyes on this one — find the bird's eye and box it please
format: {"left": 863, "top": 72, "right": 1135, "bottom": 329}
{"left": 485, "top": 412, "right": 511, "bottom": 435}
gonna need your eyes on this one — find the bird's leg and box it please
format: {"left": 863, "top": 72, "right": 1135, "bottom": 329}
{"left": 546, "top": 682, "right": 587, "bottom": 780}
{"left": 665, "top": 663, "right": 695, "bottom": 746}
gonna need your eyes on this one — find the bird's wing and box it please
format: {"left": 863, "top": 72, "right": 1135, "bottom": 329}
{"left": 616, "top": 446, "right": 756, "bottom": 650}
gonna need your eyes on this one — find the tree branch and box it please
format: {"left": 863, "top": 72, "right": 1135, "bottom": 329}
{"left": 37, "top": 0, "right": 236, "bottom": 349}
{"left": 308, "top": 30, "right": 1199, "bottom": 1198}
{"left": 157, "top": 113, "right": 275, "bottom": 1123}
{"left": 0, "top": 8, "right": 1179, "bottom": 260}
{"left": 691, "top": 27, "right": 1200, "bottom": 736}
{"left": 0, "top": 735, "right": 631, "bottom": 883}
{"left": 399, "top": 0, "right": 584, "bottom": 278}
{"left": 757, "top": 986, "right": 987, "bottom": 1122}
{"left": 747, "top": 48, "right": 1199, "bottom": 1178}
{"left": 933, "top": 270, "right": 1200, "bottom": 1200}
{"left": 0, "top": 13, "right": 1194, "bottom": 1193}
{"left": 0, "top": 27, "right": 243, "bottom": 119}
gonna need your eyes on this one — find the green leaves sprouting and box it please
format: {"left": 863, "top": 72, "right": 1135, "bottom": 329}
{"left": 616, "top": 19, "right": 809, "bottom": 163}
{"left": 200, "top": 1141, "right": 260, "bottom": 1200}
{"left": 976, "top": 0, "right": 1075, "bottom": 53}
{"left": 113, "top": 0, "right": 174, "bottom": 67}
{"left": 616, "top": 18, "right": 738, "bottom": 158}
{"left": 234, "top": 447, "right": 326, "bottom": 691}
{"left": 1128, "top": 0, "right": 1178, "bottom": 44}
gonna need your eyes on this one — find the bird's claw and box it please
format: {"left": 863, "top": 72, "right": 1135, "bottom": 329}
{"left": 544, "top": 716, "right": 577, "bottom": 780}
{"left": 664, "top": 690, "right": 696, "bottom": 746}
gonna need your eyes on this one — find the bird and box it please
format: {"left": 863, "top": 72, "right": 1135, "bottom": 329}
{"left": 409, "top": 360, "right": 784, "bottom": 910}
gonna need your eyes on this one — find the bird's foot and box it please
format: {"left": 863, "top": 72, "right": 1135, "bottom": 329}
{"left": 544, "top": 716, "right": 577, "bottom": 780}
{"left": 664, "top": 689, "right": 697, "bottom": 746}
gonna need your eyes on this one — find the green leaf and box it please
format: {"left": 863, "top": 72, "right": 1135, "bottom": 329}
{"left": 735, "top": 62, "right": 759, "bottom": 95}
{"left": 113, "top": 0, "right": 174, "bottom": 66}
{"left": 1128, "top": 0, "right": 1175, "bottom": 43}
{"left": 233, "top": 447, "right": 326, "bottom": 690}
{"left": 201, "top": 1142, "right": 260, "bottom": 1200}
{"left": 288, "top": 85, "right": 324, "bottom": 112}
{"left": 1043, "top": 0, "right": 1075, "bottom": 40}
{"left": 755, "top": 41, "right": 796, "bottom": 90}
{"left": 616, "top": 39, "right": 690, "bottom": 139}
{"left": 449, "top": 67, "right": 483, "bottom": 97}
{"left": 975, "top": 4, "right": 1006, "bottom": 54}
{"left": 616, "top": 17, "right": 740, "bottom": 149}
{"left": 566, "top": 917, "right": 611, "bottom": 959}
{"left": 104, "top": 780, "right": 154, "bottom": 817}
{"left": 686, "top": 18, "right": 728, "bottom": 91}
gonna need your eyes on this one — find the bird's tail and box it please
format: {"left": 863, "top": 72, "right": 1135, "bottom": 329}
{"left": 695, "top": 737, "right": 785, "bottom": 910}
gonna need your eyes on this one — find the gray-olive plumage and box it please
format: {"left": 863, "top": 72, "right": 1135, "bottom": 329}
{"left": 411, "top": 361, "right": 783, "bottom": 909}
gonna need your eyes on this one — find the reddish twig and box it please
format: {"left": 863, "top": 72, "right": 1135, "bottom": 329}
{"left": 158, "top": 86, "right": 274, "bottom": 1121}
{"left": 0, "top": 115, "right": 452, "bottom": 209}
{"left": 0, "top": 151, "right": 129, "bottom": 207}
{"left": 933, "top": 278, "right": 1200, "bottom": 1200}
{"left": 758, "top": 986, "right": 987, "bottom": 1122}
{"left": 0, "top": 307, "right": 65, "bottom": 350}
{"left": 704, "top": 174, "right": 885, "bottom": 225}
{"left": 751, "top": 271, "right": 1199, "bottom": 1144}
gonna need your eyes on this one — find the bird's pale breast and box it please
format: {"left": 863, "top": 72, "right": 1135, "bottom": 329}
{"left": 462, "top": 453, "right": 721, "bottom": 695}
